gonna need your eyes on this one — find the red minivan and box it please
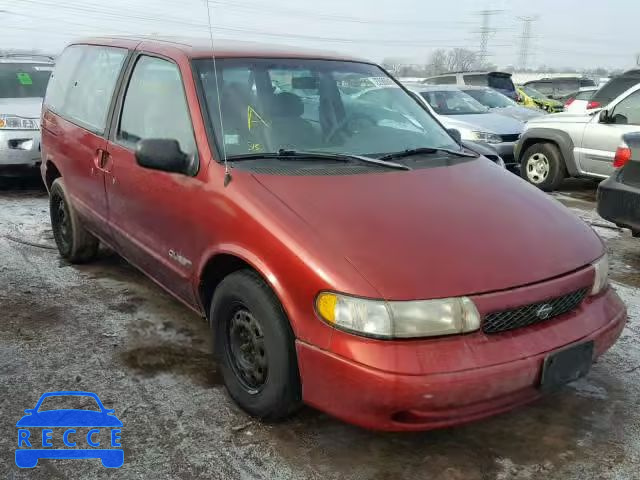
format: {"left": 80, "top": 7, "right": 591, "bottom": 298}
{"left": 41, "top": 37, "right": 626, "bottom": 431}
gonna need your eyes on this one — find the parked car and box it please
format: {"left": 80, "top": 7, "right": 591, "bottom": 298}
{"left": 564, "top": 87, "right": 598, "bottom": 113}
{"left": 349, "top": 85, "right": 506, "bottom": 167}
{"left": 517, "top": 86, "right": 564, "bottom": 113}
{"left": 422, "top": 71, "right": 518, "bottom": 101}
{"left": 42, "top": 37, "right": 625, "bottom": 432}
{"left": 516, "top": 82, "right": 640, "bottom": 190}
{"left": 597, "top": 132, "right": 640, "bottom": 237}
{"left": 0, "top": 54, "right": 54, "bottom": 176}
{"left": 523, "top": 77, "right": 596, "bottom": 100}
{"left": 407, "top": 84, "right": 524, "bottom": 168}
{"left": 588, "top": 69, "right": 640, "bottom": 111}
{"left": 457, "top": 85, "right": 544, "bottom": 122}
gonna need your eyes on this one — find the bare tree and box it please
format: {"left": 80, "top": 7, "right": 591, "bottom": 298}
{"left": 446, "top": 48, "right": 479, "bottom": 72}
{"left": 426, "top": 49, "right": 448, "bottom": 75}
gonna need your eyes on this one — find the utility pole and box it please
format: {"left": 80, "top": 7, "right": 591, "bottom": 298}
{"left": 517, "top": 16, "right": 538, "bottom": 71}
{"left": 477, "top": 9, "right": 502, "bottom": 66}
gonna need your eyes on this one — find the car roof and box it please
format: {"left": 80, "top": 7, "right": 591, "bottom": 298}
{"left": 74, "top": 36, "right": 368, "bottom": 62}
{"left": 408, "top": 84, "right": 465, "bottom": 92}
{"left": 426, "top": 71, "right": 511, "bottom": 78}
{"left": 0, "top": 54, "right": 55, "bottom": 64}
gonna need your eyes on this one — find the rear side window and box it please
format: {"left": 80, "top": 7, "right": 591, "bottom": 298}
{"left": 45, "top": 45, "right": 127, "bottom": 133}
{"left": 118, "top": 56, "right": 196, "bottom": 156}
{"left": 433, "top": 76, "right": 456, "bottom": 85}
{"left": 592, "top": 76, "right": 640, "bottom": 106}
{"left": 463, "top": 74, "right": 488, "bottom": 86}
{"left": 487, "top": 74, "right": 514, "bottom": 91}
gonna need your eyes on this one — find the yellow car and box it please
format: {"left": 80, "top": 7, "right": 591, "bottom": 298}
{"left": 517, "top": 86, "right": 563, "bottom": 113}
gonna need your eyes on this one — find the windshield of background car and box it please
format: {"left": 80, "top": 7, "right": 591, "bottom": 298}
{"left": 463, "top": 88, "right": 515, "bottom": 108}
{"left": 419, "top": 89, "right": 488, "bottom": 115}
{"left": 0, "top": 63, "right": 53, "bottom": 98}
{"left": 575, "top": 90, "right": 596, "bottom": 101}
{"left": 193, "top": 58, "right": 459, "bottom": 158}
{"left": 592, "top": 76, "right": 640, "bottom": 106}
{"left": 521, "top": 86, "right": 547, "bottom": 100}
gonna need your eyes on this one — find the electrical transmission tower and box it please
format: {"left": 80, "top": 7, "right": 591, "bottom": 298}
{"left": 517, "top": 16, "right": 538, "bottom": 70}
{"left": 477, "top": 9, "right": 502, "bottom": 66}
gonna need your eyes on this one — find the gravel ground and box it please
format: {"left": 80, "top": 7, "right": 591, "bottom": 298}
{"left": 1, "top": 177, "right": 639, "bottom": 480}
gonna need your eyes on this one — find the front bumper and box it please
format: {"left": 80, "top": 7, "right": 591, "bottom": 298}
{"left": 0, "top": 129, "right": 41, "bottom": 171}
{"left": 597, "top": 173, "right": 640, "bottom": 233}
{"left": 297, "top": 286, "right": 626, "bottom": 431}
{"left": 494, "top": 141, "right": 517, "bottom": 164}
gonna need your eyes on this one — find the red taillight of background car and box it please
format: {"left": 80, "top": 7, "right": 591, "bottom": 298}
{"left": 565, "top": 97, "right": 575, "bottom": 107}
{"left": 613, "top": 146, "right": 632, "bottom": 168}
{"left": 587, "top": 100, "right": 601, "bottom": 110}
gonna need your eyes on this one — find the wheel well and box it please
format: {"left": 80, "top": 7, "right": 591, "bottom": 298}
{"left": 44, "top": 161, "right": 61, "bottom": 190}
{"left": 198, "top": 254, "right": 256, "bottom": 318}
{"left": 520, "top": 138, "right": 561, "bottom": 160}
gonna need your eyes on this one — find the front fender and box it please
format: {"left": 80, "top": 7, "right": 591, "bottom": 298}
{"left": 516, "top": 128, "right": 579, "bottom": 176}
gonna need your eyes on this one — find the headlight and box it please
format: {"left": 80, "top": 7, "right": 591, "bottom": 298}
{"left": 315, "top": 292, "right": 481, "bottom": 339}
{"left": 590, "top": 254, "right": 609, "bottom": 296}
{"left": 463, "top": 130, "right": 502, "bottom": 144}
{"left": 0, "top": 115, "right": 39, "bottom": 130}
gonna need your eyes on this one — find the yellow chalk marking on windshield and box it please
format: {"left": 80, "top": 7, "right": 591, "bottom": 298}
{"left": 247, "top": 106, "right": 269, "bottom": 130}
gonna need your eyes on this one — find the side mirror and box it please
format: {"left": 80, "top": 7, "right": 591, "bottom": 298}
{"left": 447, "top": 128, "right": 462, "bottom": 143}
{"left": 599, "top": 109, "right": 610, "bottom": 123}
{"left": 135, "top": 139, "right": 191, "bottom": 175}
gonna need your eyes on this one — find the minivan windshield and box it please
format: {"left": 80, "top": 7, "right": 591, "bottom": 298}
{"left": 462, "top": 88, "right": 516, "bottom": 108}
{"left": 419, "top": 89, "right": 489, "bottom": 115}
{"left": 0, "top": 63, "right": 53, "bottom": 99}
{"left": 193, "top": 58, "right": 460, "bottom": 159}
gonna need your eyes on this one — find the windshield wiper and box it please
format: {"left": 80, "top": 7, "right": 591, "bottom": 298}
{"left": 228, "top": 149, "right": 411, "bottom": 170}
{"left": 379, "top": 147, "right": 478, "bottom": 161}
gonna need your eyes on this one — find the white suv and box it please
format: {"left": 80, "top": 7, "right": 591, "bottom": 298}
{"left": 516, "top": 82, "right": 640, "bottom": 190}
{"left": 0, "top": 54, "right": 54, "bottom": 176}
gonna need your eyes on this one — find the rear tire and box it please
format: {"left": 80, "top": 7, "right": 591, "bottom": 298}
{"left": 50, "top": 178, "right": 99, "bottom": 263}
{"left": 210, "top": 270, "right": 301, "bottom": 420}
{"left": 521, "top": 142, "right": 567, "bottom": 191}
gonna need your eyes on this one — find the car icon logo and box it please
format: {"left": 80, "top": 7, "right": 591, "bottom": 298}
{"left": 15, "top": 391, "right": 123, "bottom": 468}
{"left": 536, "top": 304, "right": 554, "bottom": 320}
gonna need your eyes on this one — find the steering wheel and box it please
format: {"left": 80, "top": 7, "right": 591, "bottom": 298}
{"left": 325, "top": 113, "right": 377, "bottom": 144}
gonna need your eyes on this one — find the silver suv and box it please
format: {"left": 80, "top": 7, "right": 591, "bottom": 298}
{"left": 516, "top": 82, "right": 640, "bottom": 190}
{"left": 0, "top": 54, "right": 54, "bottom": 176}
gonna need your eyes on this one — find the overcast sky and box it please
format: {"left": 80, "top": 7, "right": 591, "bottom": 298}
{"left": 1, "top": 0, "right": 637, "bottom": 70}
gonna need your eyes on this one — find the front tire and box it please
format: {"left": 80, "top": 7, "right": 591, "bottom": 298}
{"left": 521, "top": 142, "right": 567, "bottom": 191}
{"left": 50, "top": 178, "right": 99, "bottom": 263}
{"left": 210, "top": 270, "right": 301, "bottom": 420}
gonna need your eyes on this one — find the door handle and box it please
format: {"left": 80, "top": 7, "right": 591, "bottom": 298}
{"left": 93, "top": 149, "right": 113, "bottom": 173}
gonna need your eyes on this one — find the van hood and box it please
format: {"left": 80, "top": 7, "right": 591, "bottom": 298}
{"left": 254, "top": 159, "right": 602, "bottom": 300}
{"left": 0, "top": 97, "right": 43, "bottom": 118}
{"left": 438, "top": 112, "right": 524, "bottom": 135}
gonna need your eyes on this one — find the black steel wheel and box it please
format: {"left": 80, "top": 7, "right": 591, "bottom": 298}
{"left": 49, "top": 178, "right": 99, "bottom": 263}
{"left": 210, "top": 270, "right": 301, "bottom": 420}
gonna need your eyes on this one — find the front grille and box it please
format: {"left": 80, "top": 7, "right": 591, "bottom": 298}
{"left": 483, "top": 288, "right": 589, "bottom": 334}
{"left": 500, "top": 134, "right": 520, "bottom": 143}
